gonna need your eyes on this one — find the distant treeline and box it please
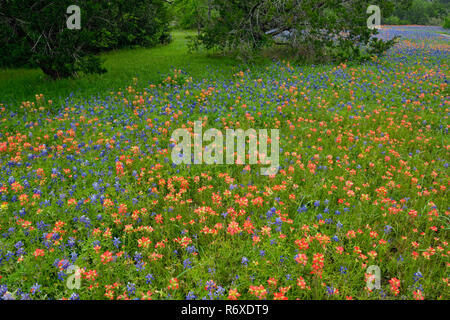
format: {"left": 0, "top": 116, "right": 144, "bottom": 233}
{"left": 383, "top": 0, "right": 449, "bottom": 26}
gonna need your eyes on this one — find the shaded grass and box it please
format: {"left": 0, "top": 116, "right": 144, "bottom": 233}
{"left": 0, "top": 31, "right": 257, "bottom": 108}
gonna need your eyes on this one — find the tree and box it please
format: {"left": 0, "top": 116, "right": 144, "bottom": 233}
{"left": 171, "top": 0, "right": 210, "bottom": 30}
{"left": 0, "top": 0, "right": 170, "bottom": 78}
{"left": 188, "top": 0, "right": 409, "bottom": 62}
{"left": 385, "top": 0, "right": 449, "bottom": 26}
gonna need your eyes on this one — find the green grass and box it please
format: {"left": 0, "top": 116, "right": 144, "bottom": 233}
{"left": 0, "top": 31, "right": 253, "bottom": 108}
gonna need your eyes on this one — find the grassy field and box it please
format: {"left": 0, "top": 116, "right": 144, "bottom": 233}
{"left": 0, "top": 31, "right": 247, "bottom": 107}
{"left": 0, "top": 26, "right": 448, "bottom": 301}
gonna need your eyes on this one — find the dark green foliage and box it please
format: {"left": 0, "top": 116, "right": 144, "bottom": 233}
{"left": 384, "top": 0, "right": 449, "bottom": 26}
{"left": 110, "top": 0, "right": 171, "bottom": 49}
{"left": 188, "top": 0, "right": 401, "bottom": 62}
{"left": 367, "top": 37, "right": 399, "bottom": 56}
{"left": 171, "top": 0, "right": 210, "bottom": 30}
{"left": 0, "top": 27, "right": 33, "bottom": 68}
{"left": 0, "top": 0, "right": 170, "bottom": 78}
{"left": 444, "top": 15, "right": 450, "bottom": 29}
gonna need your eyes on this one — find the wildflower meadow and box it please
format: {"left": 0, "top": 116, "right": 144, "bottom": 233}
{"left": 0, "top": 26, "right": 448, "bottom": 301}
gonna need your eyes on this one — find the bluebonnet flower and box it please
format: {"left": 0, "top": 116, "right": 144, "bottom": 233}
{"left": 0, "top": 285, "right": 8, "bottom": 297}
{"left": 69, "top": 293, "right": 80, "bottom": 300}
{"left": 214, "top": 286, "right": 225, "bottom": 297}
{"left": 126, "top": 282, "right": 136, "bottom": 296}
{"left": 70, "top": 251, "right": 78, "bottom": 263}
{"left": 113, "top": 237, "right": 121, "bottom": 249}
{"left": 145, "top": 274, "right": 154, "bottom": 284}
{"left": 92, "top": 240, "right": 101, "bottom": 248}
{"left": 186, "top": 245, "right": 197, "bottom": 254}
{"left": 274, "top": 217, "right": 282, "bottom": 226}
{"left": 20, "top": 293, "right": 31, "bottom": 300}
{"left": 79, "top": 215, "right": 91, "bottom": 228}
{"left": 326, "top": 286, "right": 336, "bottom": 295}
{"left": 186, "top": 291, "right": 197, "bottom": 300}
{"left": 384, "top": 225, "right": 392, "bottom": 234}
{"left": 14, "top": 241, "right": 24, "bottom": 249}
{"left": 134, "top": 252, "right": 143, "bottom": 261}
{"left": 413, "top": 271, "right": 423, "bottom": 282}
{"left": 205, "top": 280, "right": 216, "bottom": 292}
{"left": 57, "top": 271, "right": 66, "bottom": 281}
{"left": 135, "top": 260, "right": 145, "bottom": 272}
{"left": 2, "top": 292, "right": 14, "bottom": 300}
{"left": 183, "top": 258, "right": 192, "bottom": 269}
{"left": 30, "top": 283, "right": 41, "bottom": 295}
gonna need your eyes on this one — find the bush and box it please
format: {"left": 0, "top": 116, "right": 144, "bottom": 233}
{"left": 383, "top": 16, "right": 407, "bottom": 26}
{"left": 444, "top": 16, "right": 450, "bottom": 29}
{"left": 189, "top": 0, "right": 399, "bottom": 63}
{"left": 367, "top": 37, "right": 399, "bottom": 57}
{"left": 0, "top": 0, "right": 171, "bottom": 78}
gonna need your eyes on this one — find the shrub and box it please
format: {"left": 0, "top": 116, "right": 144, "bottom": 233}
{"left": 0, "top": 0, "right": 170, "bottom": 78}
{"left": 189, "top": 0, "right": 400, "bottom": 62}
{"left": 444, "top": 16, "right": 450, "bottom": 29}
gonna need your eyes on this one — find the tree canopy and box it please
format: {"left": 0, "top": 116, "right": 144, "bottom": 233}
{"left": 186, "top": 0, "right": 410, "bottom": 61}
{"left": 0, "top": 0, "right": 170, "bottom": 78}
